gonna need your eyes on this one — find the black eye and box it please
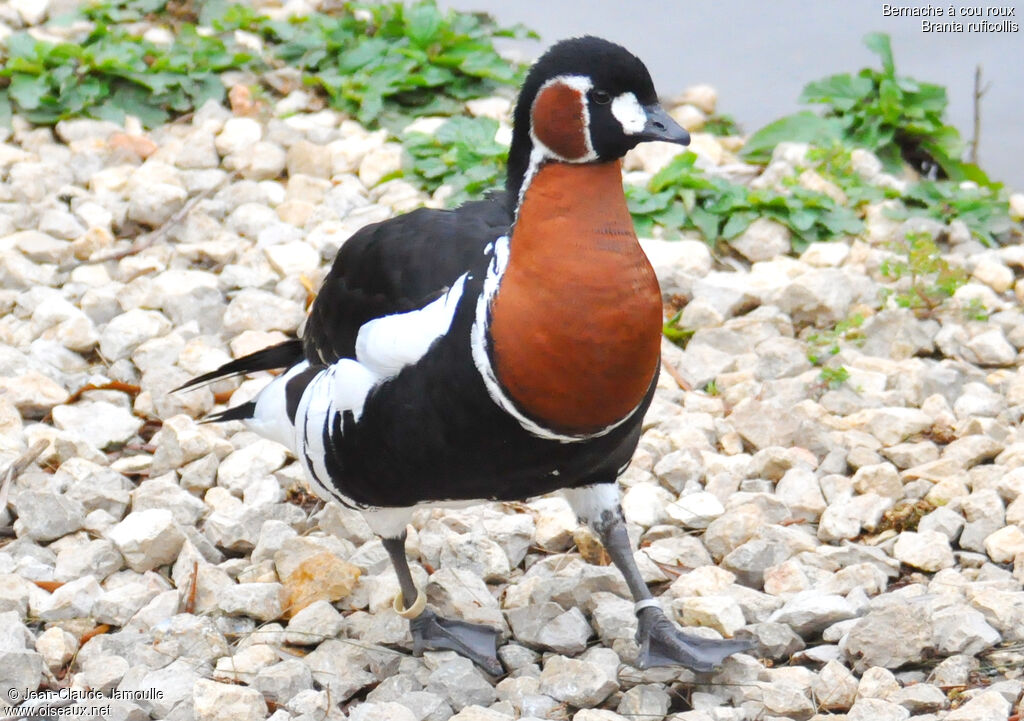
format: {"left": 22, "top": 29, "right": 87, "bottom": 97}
{"left": 590, "top": 89, "right": 611, "bottom": 105}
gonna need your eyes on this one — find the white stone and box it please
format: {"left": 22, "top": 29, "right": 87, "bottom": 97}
{"left": 213, "top": 644, "right": 278, "bottom": 682}
{"left": 813, "top": 660, "right": 858, "bottom": 711}
{"left": 964, "top": 328, "right": 1017, "bottom": 366}
{"left": 218, "top": 582, "right": 287, "bottom": 621}
{"left": 842, "top": 407, "right": 933, "bottom": 446}
{"left": 774, "top": 268, "right": 854, "bottom": 325}
{"left": 680, "top": 594, "right": 746, "bottom": 637}
{"left": 107, "top": 509, "right": 185, "bottom": 572}
{"left": 931, "top": 604, "right": 1002, "bottom": 656}
{"left": 358, "top": 143, "right": 403, "bottom": 188}
{"left": 285, "top": 599, "right": 344, "bottom": 645}
{"left": 945, "top": 689, "right": 1011, "bottom": 721}
{"left": 128, "top": 182, "right": 188, "bottom": 227}
{"left": 538, "top": 655, "right": 618, "bottom": 707}
{"left": 857, "top": 666, "right": 900, "bottom": 700}
{"left": 847, "top": 698, "right": 909, "bottom": 721}
{"left": 99, "top": 309, "right": 173, "bottom": 361}
{"left": 983, "top": 525, "right": 1024, "bottom": 563}
{"left": 621, "top": 482, "right": 672, "bottom": 527}
{"left": 217, "top": 439, "right": 289, "bottom": 494}
{"left": 800, "top": 241, "right": 850, "bottom": 267}
{"left": 265, "top": 241, "right": 320, "bottom": 277}
{"left": 193, "top": 678, "right": 268, "bottom": 721}
{"left": 223, "top": 289, "right": 305, "bottom": 335}
{"left": 54, "top": 538, "right": 123, "bottom": 582}
{"left": 215, "top": 118, "right": 263, "bottom": 156}
{"left": 51, "top": 400, "right": 143, "bottom": 450}
{"left": 729, "top": 218, "right": 791, "bottom": 262}
{"left": 93, "top": 581, "right": 162, "bottom": 626}
{"left": 35, "top": 627, "right": 78, "bottom": 671}
{"left": 1010, "top": 192, "right": 1024, "bottom": 221}
{"left": 0, "top": 371, "right": 68, "bottom": 416}
{"left": 851, "top": 149, "right": 883, "bottom": 180}
{"left": 34, "top": 576, "right": 102, "bottom": 621}
{"left": 466, "top": 96, "right": 511, "bottom": 120}
{"left": 665, "top": 491, "right": 725, "bottom": 529}
{"left": 350, "top": 702, "right": 418, "bottom": 721}
{"left": 679, "top": 84, "right": 718, "bottom": 114}
{"left": 769, "top": 591, "right": 856, "bottom": 635}
{"left": 233, "top": 140, "right": 287, "bottom": 180}
{"left": 10, "top": 491, "right": 85, "bottom": 542}
{"left": 972, "top": 257, "right": 1015, "bottom": 293}
{"left": 893, "top": 530, "right": 955, "bottom": 571}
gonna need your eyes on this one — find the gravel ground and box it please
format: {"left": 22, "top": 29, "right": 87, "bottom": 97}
{"left": 3, "top": 9, "right": 1024, "bottom": 721}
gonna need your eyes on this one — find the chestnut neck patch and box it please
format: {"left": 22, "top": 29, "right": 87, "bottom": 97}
{"left": 531, "top": 81, "right": 590, "bottom": 161}
{"left": 487, "top": 161, "right": 663, "bottom": 435}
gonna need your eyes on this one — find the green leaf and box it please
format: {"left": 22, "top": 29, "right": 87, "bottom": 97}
{"left": 104, "top": 83, "right": 169, "bottom": 127}
{"left": 741, "top": 112, "right": 841, "bottom": 163}
{"left": 721, "top": 210, "right": 757, "bottom": 239}
{"left": 688, "top": 205, "right": 720, "bottom": 243}
{"left": 405, "top": 2, "right": 444, "bottom": 47}
{"left": 0, "top": 91, "right": 12, "bottom": 128}
{"left": 877, "top": 78, "right": 903, "bottom": 119}
{"left": 3, "top": 32, "right": 43, "bottom": 62}
{"left": 787, "top": 208, "right": 818, "bottom": 232}
{"left": 339, "top": 38, "right": 392, "bottom": 73}
{"left": 653, "top": 201, "right": 689, "bottom": 232}
{"left": 626, "top": 186, "right": 673, "bottom": 215}
{"left": 631, "top": 214, "right": 656, "bottom": 238}
{"left": 8, "top": 73, "right": 51, "bottom": 110}
{"left": 864, "top": 32, "right": 895, "bottom": 76}
{"left": 800, "top": 73, "right": 873, "bottom": 111}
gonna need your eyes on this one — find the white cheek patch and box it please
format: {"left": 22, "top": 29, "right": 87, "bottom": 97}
{"left": 611, "top": 92, "right": 647, "bottom": 135}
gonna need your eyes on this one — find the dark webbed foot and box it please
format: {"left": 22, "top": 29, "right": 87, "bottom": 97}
{"left": 410, "top": 608, "right": 503, "bottom": 676}
{"left": 636, "top": 606, "right": 752, "bottom": 672}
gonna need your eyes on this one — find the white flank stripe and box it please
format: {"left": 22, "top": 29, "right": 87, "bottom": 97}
{"left": 247, "top": 360, "right": 310, "bottom": 451}
{"left": 355, "top": 275, "right": 467, "bottom": 377}
{"left": 249, "top": 278, "right": 470, "bottom": 509}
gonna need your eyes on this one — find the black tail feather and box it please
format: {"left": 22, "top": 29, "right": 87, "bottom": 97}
{"left": 200, "top": 400, "right": 258, "bottom": 424}
{"left": 175, "top": 339, "right": 304, "bottom": 392}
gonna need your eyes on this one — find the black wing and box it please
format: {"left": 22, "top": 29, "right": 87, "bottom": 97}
{"left": 302, "top": 193, "right": 511, "bottom": 364}
{"left": 179, "top": 192, "right": 511, "bottom": 391}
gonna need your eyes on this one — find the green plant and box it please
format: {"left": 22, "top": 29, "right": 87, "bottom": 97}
{"left": 804, "top": 143, "right": 892, "bottom": 207}
{"left": 819, "top": 365, "right": 850, "bottom": 389}
{"left": 627, "top": 151, "right": 862, "bottom": 251}
{"left": 806, "top": 312, "right": 865, "bottom": 365}
{"left": 662, "top": 309, "right": 695, "bottom": 347}
{"left": 702, "top": 114, "right": 741, "bottom": 136}
{"left": 402, "top": 116, "right": 507, "bottom": 206}
{"left": 742, "top": 33, "right": 989, "bottom": 186}
{"left": 247, "top": 1, "right": 532, "bottom": 130}
{"left": 0, "top": 18, "right": 254, "bottom": 126}
{"left": 0, "top": 0, "right": 531, "bottom": 130}
{"left": 879, "top": 231, "right": 968, "bottom": 315}
{"left": 890, "top": 180, "right": 1014, "bottom": 248}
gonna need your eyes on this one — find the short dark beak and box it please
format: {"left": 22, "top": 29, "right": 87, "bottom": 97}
{"left": 638, "top": 104, "right": 690, "bottom": 145}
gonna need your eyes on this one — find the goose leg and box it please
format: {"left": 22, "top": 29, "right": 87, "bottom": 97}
{"left": 565, "top": 484, "right": 751, "bottom": 672}
{"left": 382, "top": 533, "right": 503, "bottom": 675}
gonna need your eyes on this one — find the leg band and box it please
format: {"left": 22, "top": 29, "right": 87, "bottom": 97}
{"left": 634, "top": 598, "right": 662, "bottom": 613}
{"left": 393, "top": 588, "right": 427, "bottom": 619}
